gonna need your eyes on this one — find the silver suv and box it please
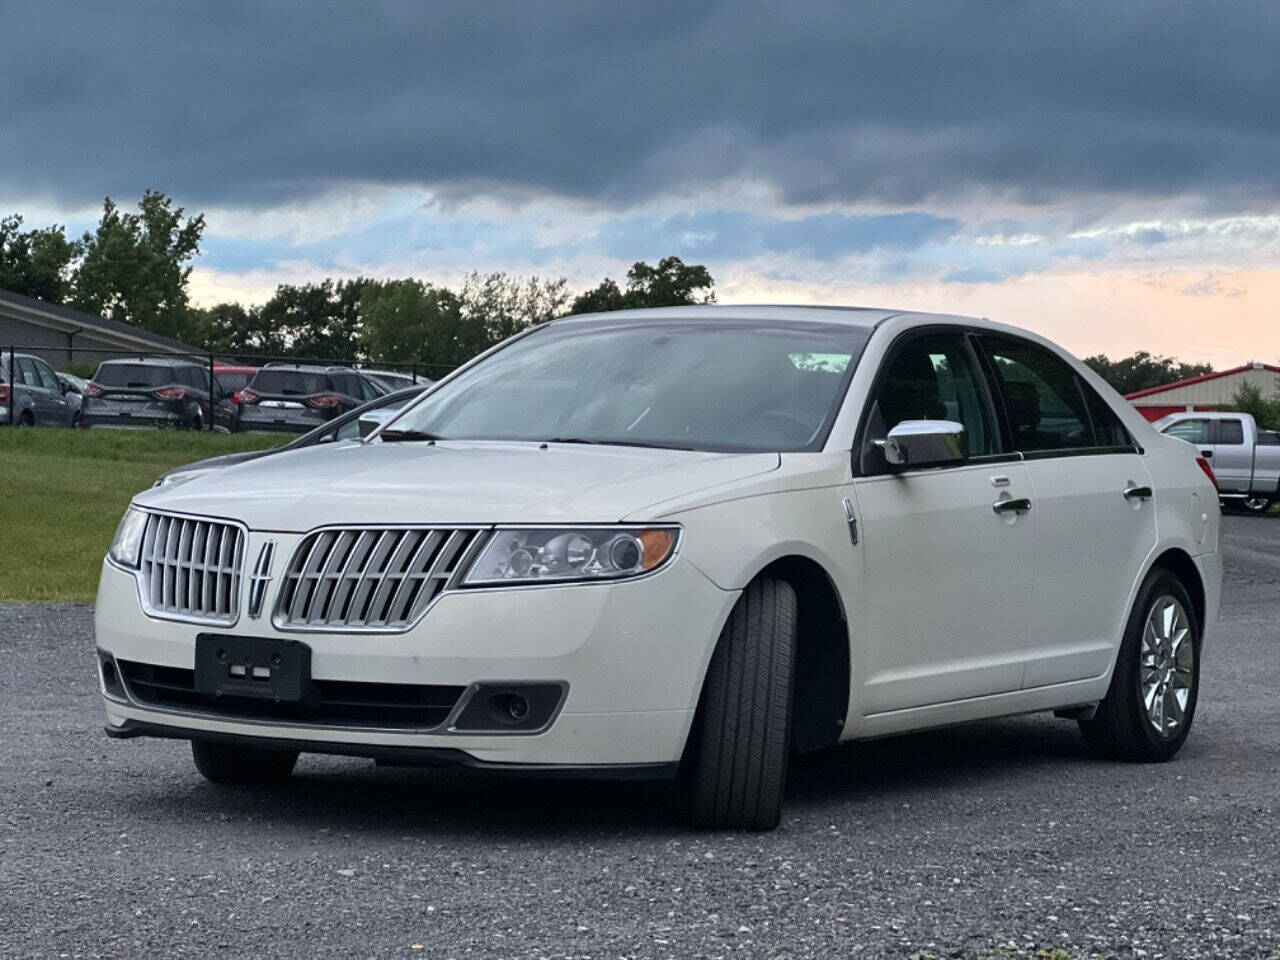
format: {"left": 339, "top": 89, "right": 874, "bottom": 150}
{"left": 0, "top": 352, "right": 76, "bottom": 427}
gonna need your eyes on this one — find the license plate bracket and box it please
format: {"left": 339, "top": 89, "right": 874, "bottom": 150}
{"left": 195, "top": 634, "right": 314, "bottom": 703}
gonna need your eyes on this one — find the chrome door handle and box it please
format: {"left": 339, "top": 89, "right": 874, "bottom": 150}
{"left": 1124, "top": 485, "right": 1153, "bottom": 501}
{"left": 992, "top": 497, "right": 1032, "bottom": 515}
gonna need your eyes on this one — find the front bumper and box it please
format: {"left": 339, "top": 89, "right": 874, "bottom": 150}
{"left": 96, "top": 546, "right": 736, "bottom": 770}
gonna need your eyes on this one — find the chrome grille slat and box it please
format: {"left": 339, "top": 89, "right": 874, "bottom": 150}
{"left": 276, "top": 527, "right": 480, "bottom": 631}
{"left": 138, "top": 512, "right": 243, "bottom": 625}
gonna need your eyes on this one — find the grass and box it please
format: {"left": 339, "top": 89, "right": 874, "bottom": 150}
{"left": 0, "top": 428, "right": 284, "bottom": 604}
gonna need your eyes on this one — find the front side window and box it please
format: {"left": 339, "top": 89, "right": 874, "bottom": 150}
{"left": 1164, "top": 418, "right": 1211, "bottom": 445}
{"left": 860, "top": 333, "right": 997, "bottom": 472}
{"left": 34, "top": 360, "right": 61, "bottom": 392}
{"left": 982, "top": 337, "right": 1094, "bottom": 452}
{"left": 388, "top": 319, "right": 871, "bottom": 452}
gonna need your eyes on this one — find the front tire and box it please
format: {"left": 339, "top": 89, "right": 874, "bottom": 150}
{"left": 1079, "top": 569, "right": 1200, "bottom": 762}
{"left": 192, "top": 740, "right": 299, "bottom": 785}
{"left": 687, "top": 576, "right": 796, "bottom": 830}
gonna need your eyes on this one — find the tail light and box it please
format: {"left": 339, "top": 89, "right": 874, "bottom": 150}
{"left": 229, "top": 390, "right": 242, "bottom": 405}
{"left": 153, "top": 386, "right": 188, "bottom": 401}
{"left": 238, "top": 389, "right": 261, "bottom": 404}
{"left": 1196, "top": 456, "right": 1218, "bottom": 490}
{"left": 82, "top": 382, "right": 104, "bottom": 397}
{"left": 0, "top": 383, "right": 9, "bottom": 403}
{"left": 305, "top": 394, "right": 343, "bottom": 409}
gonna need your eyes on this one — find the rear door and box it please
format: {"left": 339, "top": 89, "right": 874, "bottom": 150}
{"left": 1210, "top": 416, "right": 1252, "bottom": 493}
{"left": 978, "top": 335, "right": 1157, "bottom": 689}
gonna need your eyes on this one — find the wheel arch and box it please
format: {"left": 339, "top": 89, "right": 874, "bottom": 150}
{"left": 754, "top": 554, "right": 850, "bottom": 753}
{"left": 1148, "top": 546, "right": 1206, "bottom": 638}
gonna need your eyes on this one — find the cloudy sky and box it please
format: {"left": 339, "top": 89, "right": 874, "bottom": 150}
{"left": 3, "top": 1, "right": 1278, "bottom": 366}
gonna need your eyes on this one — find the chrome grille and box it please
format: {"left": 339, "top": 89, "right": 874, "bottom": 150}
{"left": 274, "top": 527, "right": 480, "bottom": 631}
{"left": 139, "top": 514, "right": 244, "bottom": 624}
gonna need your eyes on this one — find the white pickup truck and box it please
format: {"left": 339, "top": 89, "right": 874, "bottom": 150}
{"left": 1155, "top": 411, "right": 1280, "bottom": 513}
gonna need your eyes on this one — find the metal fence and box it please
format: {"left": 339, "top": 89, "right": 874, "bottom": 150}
{"left": 3, "top": 343, "right": 458, "bottom": 429}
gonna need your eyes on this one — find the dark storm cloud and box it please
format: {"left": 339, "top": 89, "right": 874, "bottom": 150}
{"left": 2, "top": 1, "right": 1277, "bottom": 210}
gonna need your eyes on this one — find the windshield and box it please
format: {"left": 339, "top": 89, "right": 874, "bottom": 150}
{"left": 94, "top": 364, "right": 180, "bottom": 388}
{"left": 387, "top": 319, "right": 870, "bottom": 452}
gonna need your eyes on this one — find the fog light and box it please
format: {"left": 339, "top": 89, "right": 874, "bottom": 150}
{"left": 100, "top": 658, "right": 119, "bottom": 691}
{"left": 486, "top": 692, "right": 531, "bottom": 726}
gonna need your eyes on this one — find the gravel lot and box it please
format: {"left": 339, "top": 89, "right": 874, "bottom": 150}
{"left": 2, "top": 515, "right": 1277, "bottom": 959}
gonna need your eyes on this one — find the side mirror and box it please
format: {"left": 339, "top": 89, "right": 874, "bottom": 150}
{"left": 357, "top": 409, "right": 396, "bottom": 438}
{"left": 876, "top": 420, "right": 968, "bottom": 469}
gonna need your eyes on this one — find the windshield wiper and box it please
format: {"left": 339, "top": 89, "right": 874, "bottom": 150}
{"left": 544, "top": 437, "right": 695, "bottom": 451}
{"left": 377, "top": 428, "right": 444, "bottom": 442}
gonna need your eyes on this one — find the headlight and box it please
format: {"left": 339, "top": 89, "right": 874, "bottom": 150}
{"left": 109, "top": 507, "right": 149, "bottom": 568}
{"left": 460, "top": 526, "right": 679, "bottom": 586}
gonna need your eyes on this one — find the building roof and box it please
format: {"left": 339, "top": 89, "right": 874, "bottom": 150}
{"left": 0, "top": 286, "right": 204, "bottom": 354}
{"left": 1125, "top": 363, "right": 1280, "bottom": 400}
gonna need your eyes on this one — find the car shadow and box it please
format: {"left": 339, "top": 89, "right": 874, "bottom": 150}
{"left": 117, "top": 713, "right": 1096, "bottom": 837}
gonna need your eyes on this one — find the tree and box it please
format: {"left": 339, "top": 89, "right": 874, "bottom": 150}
{"left": 359, "top": 279, "right": 466, "bottom": 368}
{"left": 0, "top": 215, "right": 80, "bottom": 303}
{"left": 253, "top": 278, "right": 373, "bottom": 359}
{"left": 1082, "top": 351, "right": 1214, "bottom": 395}
{"left": 1228, "top": 380, "right": 1280, "bottom": 431}
{"left": 72, "top": 191, "right": 205, "bottom": 342}
{"left": 458, "top": 271, "right": 569, "bottom": 343}
{"left": 569, "top": 256, "right": 714, "bottom": 314}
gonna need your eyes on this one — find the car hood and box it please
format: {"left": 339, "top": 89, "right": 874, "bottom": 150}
{"left": 134, "top": 440, "right": 781, "bottom": 530}
{"left": 157, "top": 448, "right": 275, "bottom": 482}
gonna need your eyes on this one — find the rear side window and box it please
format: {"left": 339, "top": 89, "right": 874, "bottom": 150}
{"left": 1164, "top": 419, "right": 1211, "bottom": 445}
{"left": 1081, "top": 383, "right": 1132, "bottom": 448}
{"left": 1259, "top": 430, "right": 1280, "bottom": 446}
{"left": 981, "top": 337, "right": 1095, "bottom": 452}
{"left": 250, "top": 369, "right": 329, "bottom": 395}
{"left": 1217, "top": 419, "right": 1245, "bottom": 445}
{"left": 15, "top": 357, "right": 40, "bottom": 386}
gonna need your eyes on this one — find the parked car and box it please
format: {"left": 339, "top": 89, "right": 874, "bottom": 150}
{"left": 1154, "top": 410, "right": 1280, "bottom": 513}
{"left": 0, "top": 352, "right": 77, "bottom": 427}
{"left": 97, "top": 306, "right": 1221, "bottom": 830}
{"left": 212, "top": 364, "right": 259, "bottom": 407}
{"left": 363, "top": 368, "right": 432, "bottom": 392}
{"left": 235, "top": 363, "right": 387, "bottom": 433}
{"left": 56, "top": 372, "right": 89, "bottom": 427}
{"left": 154, "top": 384, "right": 429, "bottom": 487}
{"left": 81, "top": 358, "right": 236, "bottom": 431}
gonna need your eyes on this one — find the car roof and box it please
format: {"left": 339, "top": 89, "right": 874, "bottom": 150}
{"left": 214, "top": 364, "right": 259, "bottom": 372}
{"left": 259, "top": 362, "right": 356, "bottom": 373}
{"left": 552, "top": 304, "right": 939, "bottom": 329}
{"left": 98, "top": 356, "right": 198, "bottom": 368}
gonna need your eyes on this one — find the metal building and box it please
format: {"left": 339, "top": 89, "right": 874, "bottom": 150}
{"left": 0, "top": 286, "right": 202, "bottom": 368}
{"left": 1126, "top": 362, "right": 1280, "bottom": 421}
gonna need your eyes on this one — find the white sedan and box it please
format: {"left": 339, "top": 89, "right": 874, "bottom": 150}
{"left": 95, "top": 306, "right": 1221, "bottom": 829}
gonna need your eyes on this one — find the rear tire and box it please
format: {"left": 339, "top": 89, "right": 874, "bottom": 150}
{"left": 1079, "top": 569, "right": 1200, "bottom": 762}
{"left": 686, "top": 576, "right": 796, "bottom": 830}
{"left": 1241, "top": 496, "right": 1274, "bottom": 514}
{"left": 192, "top": 740, "right": 299, "bottom": 785}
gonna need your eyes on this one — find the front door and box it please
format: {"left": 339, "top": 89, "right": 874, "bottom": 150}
{"left": 850, "top": 330, "right": 1035, "bottom": 715}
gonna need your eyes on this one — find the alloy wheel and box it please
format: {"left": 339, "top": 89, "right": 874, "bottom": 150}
{"left": 1140, "top": 595, "right": 1194, "bottom": 738}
